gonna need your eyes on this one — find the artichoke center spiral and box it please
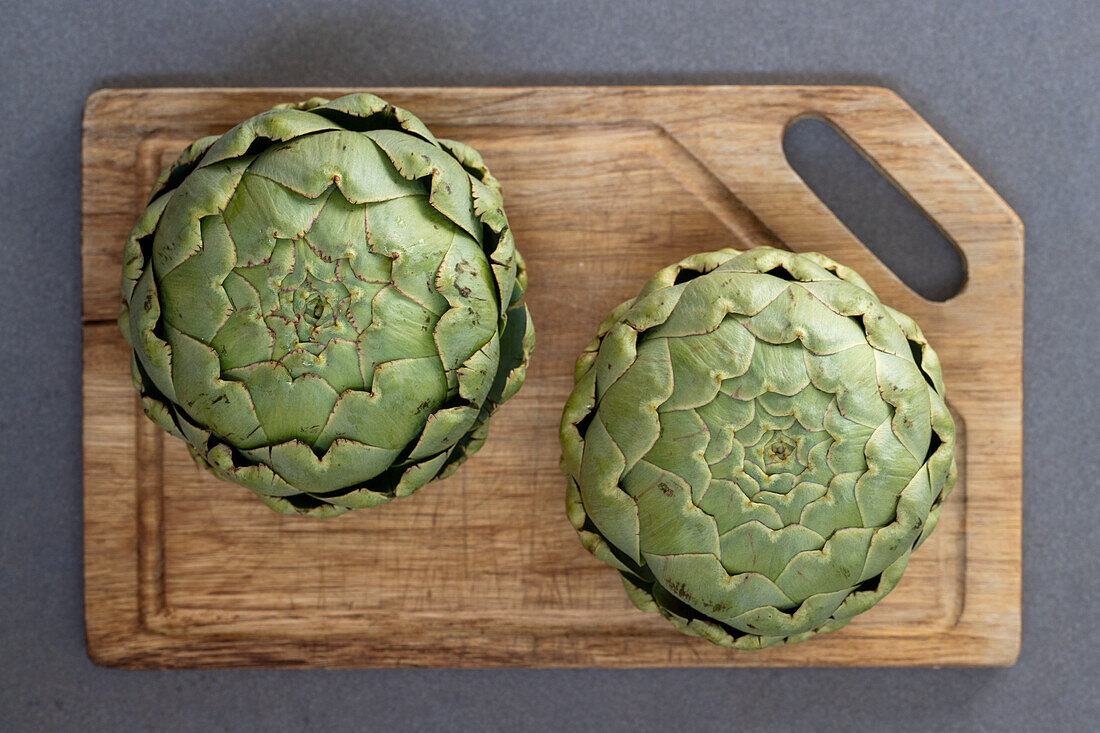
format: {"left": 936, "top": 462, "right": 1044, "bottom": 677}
{"left": 278, "top": 241, "right": 366, "bottom": 353}
{"left": 629, "top": 324, "right": 867, "bottom": 531}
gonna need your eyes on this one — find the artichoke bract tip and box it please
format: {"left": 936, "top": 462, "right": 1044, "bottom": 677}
{"left": 120, "top": 93, "right": 533, "bottom": 516}
{"left": 560, "top": 246, "right": 955, "bottom": 648}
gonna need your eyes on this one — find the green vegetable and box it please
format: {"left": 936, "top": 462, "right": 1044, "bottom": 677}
{"left": 560, "top": 247, "right": 955, "bottom": 648}
{"left": 120, "top": 93, "right": 533, "bottom": 517}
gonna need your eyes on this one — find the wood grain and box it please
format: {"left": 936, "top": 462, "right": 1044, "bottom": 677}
{"left": 82, "top": 87, "right": 1022, "bottom": 668}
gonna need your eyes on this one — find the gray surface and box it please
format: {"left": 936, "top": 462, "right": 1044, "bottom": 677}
{"left": 1, "top": 0, "right": 1097, "bottom": 730}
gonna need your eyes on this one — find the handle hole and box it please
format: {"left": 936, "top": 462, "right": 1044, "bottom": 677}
{"left": 782, "top": 116, "right": 965, "bottom": 301}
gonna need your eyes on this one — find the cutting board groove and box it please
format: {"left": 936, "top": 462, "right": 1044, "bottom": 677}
{"left": 82, "top": 86, "right": 1022, "bottom": 668}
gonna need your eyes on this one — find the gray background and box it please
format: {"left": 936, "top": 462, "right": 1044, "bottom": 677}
{"left": 2, "top": 0, "right": 1097, "bottom": 730}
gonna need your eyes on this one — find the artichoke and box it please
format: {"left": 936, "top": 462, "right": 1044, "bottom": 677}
{"left": 560, "top": 247, "right": 955, "bottom": 648}
{"left": 120, "top": 93, "right": 533, "bottom": 517}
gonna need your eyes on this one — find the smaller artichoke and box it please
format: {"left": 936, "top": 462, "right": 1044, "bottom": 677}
{"left": 120, "top": 93, "right": 533, "bottom": 516}
{"left": 560, "top": 247, "right": 956, "bottom": 648}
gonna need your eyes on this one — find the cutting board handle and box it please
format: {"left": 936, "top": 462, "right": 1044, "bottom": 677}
{"left": 773, "top": 88, "right": 1022, "bottom": 300}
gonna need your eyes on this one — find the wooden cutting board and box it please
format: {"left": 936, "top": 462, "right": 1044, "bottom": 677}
{"left": 82, "top": 87, "right": 1022, "bottom": 668}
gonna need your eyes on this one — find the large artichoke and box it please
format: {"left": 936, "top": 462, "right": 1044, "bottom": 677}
{"left": 120, "top": 93, "right": 533, "bottom": 517}
{"left": 560, "top": 247, "right": 955, "bottom": 648}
